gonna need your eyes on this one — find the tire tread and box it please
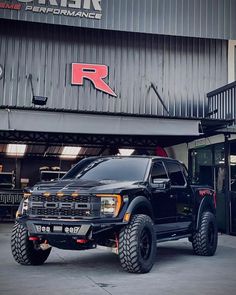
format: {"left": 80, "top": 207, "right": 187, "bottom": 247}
{"left": 11, "top": 221, "right": 51, "bottom": 265}
{"left": 192, "top": 211, "right": 218, "bottom": 256}
{"left": 118, "top": 214, "right": 156, "bottom": 273}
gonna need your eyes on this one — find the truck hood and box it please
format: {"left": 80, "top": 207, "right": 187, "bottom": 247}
{"left": 32, "top": 179, "right": 144, "bottom": 194}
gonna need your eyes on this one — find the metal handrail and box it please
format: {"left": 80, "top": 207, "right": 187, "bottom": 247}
{"left": 207, "top": 82, "right": 236, "bottom": 120}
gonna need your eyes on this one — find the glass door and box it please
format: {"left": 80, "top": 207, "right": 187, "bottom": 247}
{"left": 190, "top": 144, "right": 227, "bottom": 232}
{"left": 214, "top": 165, "right": 226, "bottom": 231}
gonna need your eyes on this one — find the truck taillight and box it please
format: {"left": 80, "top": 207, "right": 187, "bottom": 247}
{"left": 213, "top": 192, "right": 217, "bottom": 207}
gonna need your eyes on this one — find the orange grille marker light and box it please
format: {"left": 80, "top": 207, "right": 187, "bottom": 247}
{"left": 57, "top": 192, "right": 64, "bottom": 198}
{"left": 43, "top": 192, "right": 51, "bottom": 197}
{"left": 71, "top": 192, "right": 79, "bottom": 197}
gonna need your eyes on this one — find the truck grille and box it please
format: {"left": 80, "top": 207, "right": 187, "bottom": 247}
{"left": 29, "top": 208, "right": 89, "bottom": 217}
{"left": 31, "top": 195, "right": 90, "bottom": 203}
{"left": 28, "top": 194, "right": 100, "bottom": 218}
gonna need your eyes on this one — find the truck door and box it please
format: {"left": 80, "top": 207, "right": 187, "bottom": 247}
{"left": 150, "top": 161, "right": 177, "bottom": 225}
{"left": 164, "top": 161, "right": 192, "bottom": 229}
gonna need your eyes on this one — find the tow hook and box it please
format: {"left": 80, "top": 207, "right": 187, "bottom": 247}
{"left": 40, "top": 240, "right": 51, "bottom": 251}
{"left": 29, "top": 237, "right": 51, "bottom": 250}
{"left": 111, "top": 233, "right": 119, "bottom": 255}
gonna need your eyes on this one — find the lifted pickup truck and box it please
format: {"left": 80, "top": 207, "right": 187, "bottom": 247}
{"left": 11, "top": 156, "right": 217, "bottom": 273}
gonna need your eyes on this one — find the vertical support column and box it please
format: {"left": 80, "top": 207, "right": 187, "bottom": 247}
{"left": 224, "top": 134, "right": 230, "bottom": 234}
{"left": 188, "top": 148, "right": 192, "bottom": 179}
{"left": 15, "top": 158, "right": 21, "bottom": 189}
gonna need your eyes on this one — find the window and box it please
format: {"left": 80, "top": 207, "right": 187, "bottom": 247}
{"left": 165, "top": 161, "right": 186, "bottom": 186}
{"left": 64, "top": 157, "right": 150, "bottom": 182}
{"left": 151, "top": 161, "right": 168, "bottom": 181}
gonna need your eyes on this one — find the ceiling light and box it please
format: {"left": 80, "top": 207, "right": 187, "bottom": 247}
{"left": 60, "top": 146, "right": 81, "bottom": 159}
{"left": 118, "top": 149, "right": 135, "bottom": 156}
{"left": 6, "top": 144, "right": 27, "bottom": 157}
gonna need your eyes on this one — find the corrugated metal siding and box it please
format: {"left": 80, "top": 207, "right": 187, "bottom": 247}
{"left": 0, "top": 0, "right": 236, "bottom": 40}
{"left": 0, "top": 20, "right": 228, "bottom": 117}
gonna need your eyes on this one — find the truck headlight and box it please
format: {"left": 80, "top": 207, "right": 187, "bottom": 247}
{"left": 96, "top": 194, "right": 122, "bottom": 217}
{"left": 22, "top": 198, "right": 29, "bottom": 212}
{"left": 16, "top": 193, "right": 31, "bottom": 218}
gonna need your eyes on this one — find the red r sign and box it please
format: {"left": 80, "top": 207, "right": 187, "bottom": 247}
{"left": 71, "top": 63, "right": 117, "bottom": 97}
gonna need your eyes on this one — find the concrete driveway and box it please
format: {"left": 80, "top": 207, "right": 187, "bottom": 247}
{"left": 0, "top": 223, "right": 236, "bottom": 295}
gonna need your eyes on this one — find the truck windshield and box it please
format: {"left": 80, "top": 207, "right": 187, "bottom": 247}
{"left": 63, "top": 157, "right": 149, "bottom": 182}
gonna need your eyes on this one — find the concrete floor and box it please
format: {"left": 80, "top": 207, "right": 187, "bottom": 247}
{"left": 0, "top": 223, "right": 236, "bottom": 295}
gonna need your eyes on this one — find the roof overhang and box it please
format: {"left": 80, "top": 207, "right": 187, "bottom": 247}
{"left": 0, "top": 108, "right": 201, "bottom": 137}
{"left": 214, "top": 125, "right": 236, "bottom": 134}
{"left": 200, "top": 118, "right": 233, "bottom": 134}
{"left": 0, "top": 108, "right": 232, "bottom": 148}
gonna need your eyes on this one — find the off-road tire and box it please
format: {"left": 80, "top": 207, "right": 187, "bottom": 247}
{"left": 192, "top": 211, "right": 218, "bottom": 256}
{"left": 118, "top": 214, "right": 156, "bottom": 273}
{"left": 11, "top": 221, "right": 51, "bottom": 265}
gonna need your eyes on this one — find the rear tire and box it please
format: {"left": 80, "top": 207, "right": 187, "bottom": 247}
{"left": 192, "top": 211, "right": 218, "bottom": 256}
{"left": 118, "top": 214, "right": 156, "bottom": 273}
{"left": 11, "top": 221, "right": 51, "bottom": 265}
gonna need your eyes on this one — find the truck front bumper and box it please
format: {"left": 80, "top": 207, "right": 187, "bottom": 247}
{"left": 19, "top": 217, "right": 126, "bottom": 250}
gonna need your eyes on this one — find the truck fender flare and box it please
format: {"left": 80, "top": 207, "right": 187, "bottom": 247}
{"left": 125, "top": 196, "right": 154, "bottom": 220}
{"left": 196, "top": 196, "right": 216, "bottom": 231}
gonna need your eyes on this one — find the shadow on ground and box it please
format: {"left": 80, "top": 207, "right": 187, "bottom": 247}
{"left": 35, "top": 242, "right": 195, "bottom": 273}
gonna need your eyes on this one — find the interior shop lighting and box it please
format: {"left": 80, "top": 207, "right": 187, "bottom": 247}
{"left": 60, "top": 146, "right": 81, "bottom": 159}
{"left": 219, "top": 156, "right": 236, "bottom": 165}
{"left": 230, "top": 155, "right": 236, "bottom": 163}
{"left": 118, "top": 149, "right": 135, "bottom": 156}
{"left": 6, "top": 144, "right": 27, "bottom": 157}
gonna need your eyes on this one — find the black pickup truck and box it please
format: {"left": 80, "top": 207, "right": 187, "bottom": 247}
{"left": 11, "top": 156, "right": 218, "bottom": 273}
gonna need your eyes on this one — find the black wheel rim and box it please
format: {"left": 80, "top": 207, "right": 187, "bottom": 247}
{"left": 139, "top": 228, "right": 152, "bottom": 260}
{"left": 208, "top": 223, "right": 215, "bottom": 247}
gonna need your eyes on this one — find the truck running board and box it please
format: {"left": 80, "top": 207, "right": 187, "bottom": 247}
{"left": 156, "top": 234, "right": 192, "bottom": 244}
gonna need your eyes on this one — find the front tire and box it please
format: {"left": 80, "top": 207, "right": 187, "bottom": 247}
{"left": 11, "top": 221, "right": 51, "bottom": 265}
{"left": 192, "top": 211, "right": 218, "bottom": 256}
{"left": 118, "top": 214, "right": 156, "bottom": 273}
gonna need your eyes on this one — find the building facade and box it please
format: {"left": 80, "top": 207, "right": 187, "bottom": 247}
{"left": 0, "top": 0, "right": 236, "bottom": 234}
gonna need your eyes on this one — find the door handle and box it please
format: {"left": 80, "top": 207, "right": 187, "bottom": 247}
{"left": 170, "top": 194, "right": 176, "bottom": 199}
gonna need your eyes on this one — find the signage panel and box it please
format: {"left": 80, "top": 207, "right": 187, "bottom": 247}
{"left": 0, "top": 0, "right": 102, "bottom": 19}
